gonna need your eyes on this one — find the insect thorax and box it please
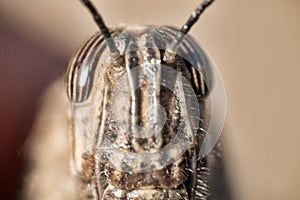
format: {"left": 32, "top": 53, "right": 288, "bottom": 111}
{"left": 67, "top": 26, "right": 213, "bottom": 199}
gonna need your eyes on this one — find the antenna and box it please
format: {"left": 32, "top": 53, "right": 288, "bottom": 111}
{"left": 80, "top": 0, "right": 119, "bottom": 55}
{"left": 164, "top": 0, "right": 216, "bottom": 63}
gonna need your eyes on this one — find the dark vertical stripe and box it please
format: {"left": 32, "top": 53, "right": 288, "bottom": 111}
{"left": 163, "top": 28, "right": 209, "bottom": 97}
{"left": 76, "top": 34, "right": 105, "bottom": 102}
{"left": 78, "top": 35, "right": 106, "bottom": 102}
{"left": 67, "top": 32, "right": 102, "bottom": 102}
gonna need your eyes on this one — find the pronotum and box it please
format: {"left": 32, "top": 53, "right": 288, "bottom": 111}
{"left": 23, "top": 0, "right": 230, "bottom": 199}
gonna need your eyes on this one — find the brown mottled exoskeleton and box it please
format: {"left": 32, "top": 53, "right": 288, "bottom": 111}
{"left": 23, "top": 0, "right": 231, "bottom": 199}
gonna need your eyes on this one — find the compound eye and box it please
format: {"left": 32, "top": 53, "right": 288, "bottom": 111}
{"left": 65, "top": 34, "right": 111, "bottom": 150}
{"left": 66, "top": 59, "right": 96, "bottom": 103}
{"left": 183, "top": 47, "right": 213, "bottom": 99}
{"left": 66, "top": 34, "right": 107, "bottom": 103}
{"left": 190, "top": 64, "right": 210, "bottom": 98}
{"left": 173, "top": 55, "right": 210, "bottom": 98}
{"left": 157, "top": 27, "right": 213, "bottom": 99}
{"left": 162, "top": 36, "right": 212, "bottom": 99}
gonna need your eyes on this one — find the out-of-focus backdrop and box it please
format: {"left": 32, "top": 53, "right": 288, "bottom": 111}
{"left": 0, "top": 0, "right": 300, "bottom": 199}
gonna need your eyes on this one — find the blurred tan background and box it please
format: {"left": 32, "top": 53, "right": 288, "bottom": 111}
{"left": 0, "top": 0, "right": 300, "bottom": 199}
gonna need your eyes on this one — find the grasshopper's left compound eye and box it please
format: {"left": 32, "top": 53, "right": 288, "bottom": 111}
{"left": 65, "top": 32, "right": 116, "bottom": 149}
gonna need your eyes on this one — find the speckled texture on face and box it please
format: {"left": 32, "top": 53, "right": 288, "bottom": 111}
{"left": 65, "top": 26, "right": 224, "bottom": 200}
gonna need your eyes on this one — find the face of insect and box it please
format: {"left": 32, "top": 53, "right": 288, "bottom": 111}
{"left": 66, "top": 26, "right": 220, "bottom": 199}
